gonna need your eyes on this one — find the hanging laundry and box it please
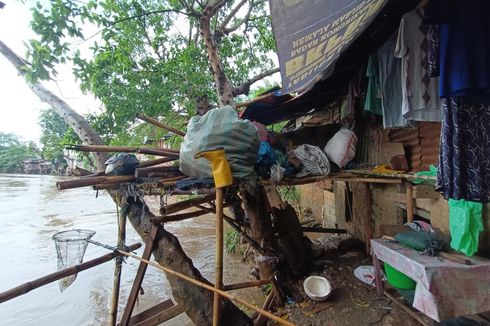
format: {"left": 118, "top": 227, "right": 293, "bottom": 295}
{"left": 436, "top": 98, "right": 490, "bottom": 202}
{"left": 377, "top": 37, "right": 408, "bottom": 128}
{"left": 364, "top": 54, "right": 383, "bottom": 116}
{"left": 437, "top": 0, "right": 490, "bottom": 102}
{"left": 395, "top": 8, "right": 442, "bottom": 122}
{"left": 341, "top": 69, "right": 363, "bottom": 119}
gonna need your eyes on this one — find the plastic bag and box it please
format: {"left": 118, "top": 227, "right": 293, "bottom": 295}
{"left": 179, "top": 106, "right": 259, "bottom": 190}
{"left": 324, "top": 128, "right": 357, "bottom": 168}
{"left": 293, "top": 144, "right": 330, "bottom": 177}
{"left": 448, "top": 199, "right": 483, "bottom": 256}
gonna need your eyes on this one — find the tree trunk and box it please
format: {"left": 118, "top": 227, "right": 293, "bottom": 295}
{"left": 0, "top": 40, "right": 108, "bottom": 171}
{"left": 0, "top": 40, "right": 251, "bottom": 325}
{"left": 240, "top": 188, "right": 277, "bottom": 280}
{"left": 199, "top": 7, "right": 234, "bottom": 107}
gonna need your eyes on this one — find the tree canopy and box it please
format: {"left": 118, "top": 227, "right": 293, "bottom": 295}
{"left": 38, "top": 108, "right": 71, "bottom": 162}
{"left": 27, "top": 0, "right": 278, "bottom": 145}
{"left": 0, "top": 132, "right": 40, "bottom": 173}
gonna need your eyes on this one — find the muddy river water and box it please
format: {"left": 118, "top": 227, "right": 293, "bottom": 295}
{"left": 0, "top": 174, "right": 263, "bottom": 325}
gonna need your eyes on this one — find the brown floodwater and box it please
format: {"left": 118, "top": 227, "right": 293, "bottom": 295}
{"left": 0, "top": 174, "right": 263, "bottom": 325}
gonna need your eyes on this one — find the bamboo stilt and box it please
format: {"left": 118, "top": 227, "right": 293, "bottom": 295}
{"left": 65, "top": 144, "right": 179, "bottom": 158}
{"left": 406, "top": 183, "right": 414, "bottom": 223}
{"left": 136, "top": 113, "right": 186, "bottom": 137}
{"left": 0, "top": 243, "right": 142, "bottom": 304}
{"left": 213, "top": 188, "right": 224, "bottom": 326}
{"left": 109, "top": 207, "right": 126, "bottom": 326}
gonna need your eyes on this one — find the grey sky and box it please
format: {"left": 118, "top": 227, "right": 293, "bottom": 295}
{"left": 0, "top": 1, "right": 100, "bottom": 143}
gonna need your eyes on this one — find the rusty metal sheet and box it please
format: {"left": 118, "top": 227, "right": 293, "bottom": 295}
{"left": 419, "top": 122, "right": 441, "bottom": 170}
{"left": 389, "top": 128, "right": 421, "bottom": 171}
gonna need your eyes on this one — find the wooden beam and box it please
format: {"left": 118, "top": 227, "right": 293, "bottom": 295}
{"left": 133, "top": 304, "right": 184, "bottom": 326}
{"left": 255, "top": 291, "right": 276, "bottom": 326}
{"left": 65, "top": 144, "right": 179, "bottom": 158}
{"left": 118, "top": 299, "right": 174, "bottom": 326}
{"left": 119, "top": 225, "right": 160, "bottom": 326}
{"left": 301, "top": 226, "right": 347, "bottom": 234}
{"left": 365, "top": 183, "right": 373, "bottom": 254}
{"left": 0, "top": 243, "right": 142, "bottom": 304}
{"left": 161, "top": 195, "right": 215, "bottom": 215}
{"left": 136, "top": 113, "right": 186, "bottom": 137}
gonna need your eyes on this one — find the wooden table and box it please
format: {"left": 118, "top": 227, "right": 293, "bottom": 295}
{"left": 371, "top": 239, "right": 490, "bottom": 322}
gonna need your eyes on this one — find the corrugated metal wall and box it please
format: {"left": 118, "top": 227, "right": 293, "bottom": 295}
{"left": 389, "top": 122, "right": 441, "bottom": 172}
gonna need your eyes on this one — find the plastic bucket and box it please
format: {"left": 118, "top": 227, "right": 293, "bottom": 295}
{"left": 383, "top": 263, "right": 416, "bottom": 290}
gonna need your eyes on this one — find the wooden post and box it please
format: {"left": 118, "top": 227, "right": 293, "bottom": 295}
{"left": 372, "top": 254, "right": 384, "bottom": 297}
{"left": 109, "top": 208, "right": 126, "bottom": 326}
{"left": 406, "top": 183, "right": 414, "bottom": 223}
{"left": 365, "top": 183, "right": 373, "bottom": 254}
{"left": 119, "top": 224, "right": 159, "bottom": 326}
{"left": 213, "top": 188, "right": 224, "bottom": 326}
{"left": 0, "top": 243, "right": 141, "bottom": 304}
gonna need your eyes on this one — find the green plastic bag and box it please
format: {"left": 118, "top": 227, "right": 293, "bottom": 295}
{"left": 448, "top": 199, "right": 483, "bottom": 256}
{"left": 412, "top": 164, "right": 438, "bottom": 184}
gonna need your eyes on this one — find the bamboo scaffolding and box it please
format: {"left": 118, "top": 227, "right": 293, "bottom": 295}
{"left": 65, "top": 144, "right": 179, "bottom": 158}
{"left": 213, "top": 188, "right": 224, "bottom": 326}
{"left": 0, "top": 243, "right": 142, "bottom": 304}
{"left": 196, "top": 205, "right": 265, "bottom": 254}
{"left": 115, "top": 245, "right": 294, "bottom": 326}
{"left": 161, "top": 195, "right": 215, "bottom": 215}
{"left": 109, "top": 208, "right": 126, "bottom": 326}
{"left": 57, "top": 175, "right": 135, "bottom": 190}
{"left": 136, "top": 113, "right": 186, "bottom": 137}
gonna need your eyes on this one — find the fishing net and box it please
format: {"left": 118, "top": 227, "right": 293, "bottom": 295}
{"left": 52, "top": 229, "right": 95, "bottom": 291}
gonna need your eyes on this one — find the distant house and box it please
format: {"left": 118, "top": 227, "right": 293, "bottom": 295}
{"left": 21, "top": 159, "right": 53, "bottom": 175}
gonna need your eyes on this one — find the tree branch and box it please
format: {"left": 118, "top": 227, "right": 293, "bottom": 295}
{"left": 232, "top": 67, "right": 279, "bottom": 96}
{"left": 218, "top": 0, "right": 247, "bottom": 33}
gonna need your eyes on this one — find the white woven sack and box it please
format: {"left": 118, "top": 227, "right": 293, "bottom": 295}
{"left": 324, "top": 129, "right": 357, "bottom": 168}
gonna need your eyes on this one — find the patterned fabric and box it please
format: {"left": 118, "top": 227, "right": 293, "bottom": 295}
{"left": 427, "top": 24, "right": 440, "bottom": 78}
{"left": 372, "top": 239, "right": 490, "bottom": 322}
{"left": 436, "top": 97, "right": 490, "bottom": 202}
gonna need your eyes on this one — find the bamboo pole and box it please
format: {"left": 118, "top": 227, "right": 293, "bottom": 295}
{"left": 109, "top": 207, "right": 126, "bottom": 326}
{"left": 406, "top": 183, "right": 414, "bottom": 223}
{"left": 0, "top": 243, "right": 142, "bottom": 304}
{"left": 213, "top": 188, "right": 224, "bottom": 326}
{"left": 65, "top": 144, "right": 179, "bottom": 158}
{"left": 223, "top": 279, "right": 270, "bottom": 291}
{"left": 255, "top": 290, "right": 276, "bottom": 326}
{"left": 137, "top": 157, "right": 178, "bottom": 168}
{"left": 136, "top": 113, "right": 186, "bottom": 137}
{"left": 115, "top": 248, "right": 294, "bottom": 326}
{"left": 57, "top": 175, "right": 135, "bottom": 190}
